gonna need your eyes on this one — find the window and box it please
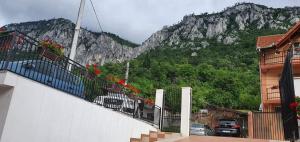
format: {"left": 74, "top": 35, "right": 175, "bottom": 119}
{"left": 295, "top": 77, "right": 300, "bottom": 97}
{"left": 294, "top": 42, "right": 300, "bottom": 56}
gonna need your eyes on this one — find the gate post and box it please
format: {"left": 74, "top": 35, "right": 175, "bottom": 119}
{"left": 155, "top": 89, "right": 164, "bottom": 129}
{"left": 180, "top": 87, "right": 191, "bottom": 136}
{"left": 248, "top": 111, "right": 254, "bottom": 138}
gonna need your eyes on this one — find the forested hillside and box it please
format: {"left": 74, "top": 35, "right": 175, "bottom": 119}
{"left": 103, "top": 25, "right": 286, "bottom": 111}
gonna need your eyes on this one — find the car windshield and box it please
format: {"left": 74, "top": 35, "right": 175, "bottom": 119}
{"left": 219, "top": 120, "right": 236, "bottom": 125}
{"left": 191, "top": 124, "right": 204, "bottom": 128}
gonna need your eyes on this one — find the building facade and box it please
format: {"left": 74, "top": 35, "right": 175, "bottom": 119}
{"left": 257, "top": 22, "right": 300, "bottom": 112}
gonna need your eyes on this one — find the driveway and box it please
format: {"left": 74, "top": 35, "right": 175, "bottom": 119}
{"left": 175, "top": 136, "right": 286, "bottom": 142}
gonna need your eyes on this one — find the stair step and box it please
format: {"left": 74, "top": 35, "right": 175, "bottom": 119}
{"left": 149, "top": 131, "right": 158, "bottom": 138}
{"left": 130, "top": 138, "right": 141, "bottom": 142}
{"left": 130, "top": 131, "right": 182, "bottom": 142}
{"left": 157, "top": 132, "right": 165, "bottom": 139}
{"left": 156, "top": 133, "right": 182, "bottom": 142}
{"left": 141, "top": 134, "right": 149, "bottom": 142}
{"left": 149, "top": 137, "right": 157, "bottom": 142}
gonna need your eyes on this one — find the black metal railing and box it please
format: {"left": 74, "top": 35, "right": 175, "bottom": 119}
{"left": 267, "top": 87, "right": 280, "bottom": 100}
{"left": 0, "top": 31, "right": 161, "bottom": 127}
{"left": 262, "top": 50, "right": 287, "bottom": 65}
{"left": 262, "top": 50, "right": 300, "bottom": 65}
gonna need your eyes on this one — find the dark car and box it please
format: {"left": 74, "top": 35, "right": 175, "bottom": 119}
{"left": 215, "top": 119, "right": 240, "bottom": 137}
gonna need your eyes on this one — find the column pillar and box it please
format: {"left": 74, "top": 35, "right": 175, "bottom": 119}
{"left": 180, "top": 87, "right": 191, "bottom": 136}
{"left": 155, "top": 89, "right": 164, "bottom": 128}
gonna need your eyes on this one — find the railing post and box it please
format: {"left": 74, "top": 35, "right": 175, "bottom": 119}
{"left": 155, "top": 89, "right": 164, "bottom": 129}
{"left": 180, "top": 87, "right": 192, "bottom": 137}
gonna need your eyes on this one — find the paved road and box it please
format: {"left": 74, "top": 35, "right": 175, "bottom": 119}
{"left": 174, "top": 136, "right": 284, "bottom": 142}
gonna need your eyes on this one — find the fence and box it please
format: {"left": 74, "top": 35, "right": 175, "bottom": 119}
{"left": 262, "top": 50, "right": 287, "bottom": 65}
{"left": 262, "top": 50, "right": 300, "bottom": 65}
{"left": 248, "top": 112, "right": 284, "bottom": 140}
{"left": 266, "top": 87, "right": 280, "bottom": 100}
{"left": 162, "top": 87, "right": 182, "bottom": 132}
{"left": 0, "top": 31, "right": 160, "bottom": 127}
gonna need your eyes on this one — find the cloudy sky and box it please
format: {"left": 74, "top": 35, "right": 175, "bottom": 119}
{"left": 0, "top": 0, "right": 299, "bottom": 43}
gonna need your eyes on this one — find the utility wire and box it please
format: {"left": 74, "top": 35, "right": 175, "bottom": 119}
{"left": 89, "top": 0, "right": 104, "bottom": 33}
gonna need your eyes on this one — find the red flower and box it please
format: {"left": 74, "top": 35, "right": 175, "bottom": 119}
{"left": 94, "top": 68, "right": 102, "bottom": 75}
{"left": 144, "top": 99, "right": 154, "bottom": 105}
{"left": 118, "top": 79, "right": 125, "bottom": 85}
{"left": 289, "top": 102, "right": 298, "bottom": 111}
{"left": 93, "top": 64, "right": 97, "bottom": 68}
{"left": 86, "top": 64, "right": 90, "bottom": 69}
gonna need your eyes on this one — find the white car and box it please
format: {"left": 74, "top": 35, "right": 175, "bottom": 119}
{"left": 94, "top": 92, "right": 136, "bottom": 113}
{"left": 190, "top": 123, "right": 214, "bottom": 136}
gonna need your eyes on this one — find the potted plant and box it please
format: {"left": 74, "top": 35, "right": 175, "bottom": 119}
{"left": 86, "top": 64, "right": 102, "bottom": 79}
{"left": 294, "top": 97, "right": 300, "bottom": 119}
{"left": 39, "top": 39, "right": 64, "bottom": 61}
{"left": 144, "top": 98, "right": 155, "bottom": 109}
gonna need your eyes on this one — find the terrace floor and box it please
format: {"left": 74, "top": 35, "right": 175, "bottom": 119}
{"left": 174, "top": 136, "right": 286, "bottom": 142}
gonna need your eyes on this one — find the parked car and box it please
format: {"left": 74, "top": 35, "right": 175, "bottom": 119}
{"left": 215, "top": 119, "right": 241, "bottom": 137}
{"left": 0, "top": 60, "right": 85, "bottom": 97}
{"left": 94, "top": 92, "right": 135, "bottom": 113}
{"left": 190, "top": 123, "right": 214, "bottom": 136}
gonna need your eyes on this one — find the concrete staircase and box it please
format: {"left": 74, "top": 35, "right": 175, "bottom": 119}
{"left": 130, "top": 131, "right": 183, "bottom": 142}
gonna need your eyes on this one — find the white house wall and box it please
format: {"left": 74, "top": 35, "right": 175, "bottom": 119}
{"left": 0, "top": 71, "right": 156, "bottom": 142}
{"left": 295, "top": 77, "right": 300, "bottom": 97}
{"left": 0, "top": 86, "right": 13, "bottom": 141}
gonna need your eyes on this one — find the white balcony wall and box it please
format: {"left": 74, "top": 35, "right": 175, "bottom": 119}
{"left": 0, "top": 71, "right": 156, "bottom": 142}
{"left": 295, "top": 77, "right": 300, "bottom": 97}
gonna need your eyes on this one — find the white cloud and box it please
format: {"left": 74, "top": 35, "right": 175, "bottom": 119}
{"left": 0, "top": 0, "right": 299, "bottom": 43}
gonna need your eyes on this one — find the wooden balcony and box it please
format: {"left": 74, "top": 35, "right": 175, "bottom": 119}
{"left": 260, "top": 50, "right": 300, "bottom": 72}
{"left": 265, "top": 87, "right": 280, "bottom": 104}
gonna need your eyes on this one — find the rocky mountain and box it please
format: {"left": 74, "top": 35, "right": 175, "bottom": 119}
{"left": 100, "top": 3, "right": 300, "bottom": 110}
{"left": 138, "top": 3, "right": 300, "bottom": 52}
{"left": 3, "top": 3, "right": 300, "bottom": 65}
{"left": 4, "top": 18, "right": 140, "bottom": 65}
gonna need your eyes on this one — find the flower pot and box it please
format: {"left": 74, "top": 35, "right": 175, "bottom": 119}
{"left": 87, "top": 73, "right": 96, "bottom": 79}
{"left": 38, "top": 47, "right": 62, "bottom": 61}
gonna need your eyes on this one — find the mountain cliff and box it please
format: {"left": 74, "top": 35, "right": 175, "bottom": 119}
{"left": 4, "top": 18, "right": 140, "bottom": 65}
{"left": 3, "top": 3, "right": 300, "bottom": 110}
{"left": 3, "top": 3, "right": 300, "bottom": 65}
{"left": 138, "top": 3, "right": 300, "bottom": 51}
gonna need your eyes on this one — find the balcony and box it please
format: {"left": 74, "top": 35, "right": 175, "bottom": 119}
{"left": 261, "top": 50, "right": 300, "bottom": 71}
{"left": 265, "top": 86, "right": 280, "bottom": 104}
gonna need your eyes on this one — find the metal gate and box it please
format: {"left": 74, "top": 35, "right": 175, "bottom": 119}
{"left": 279, "top": 51, "right": 299, "bottom": 140}
{"left": 162, "top": 87, "right": 181, "bottom": 132}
